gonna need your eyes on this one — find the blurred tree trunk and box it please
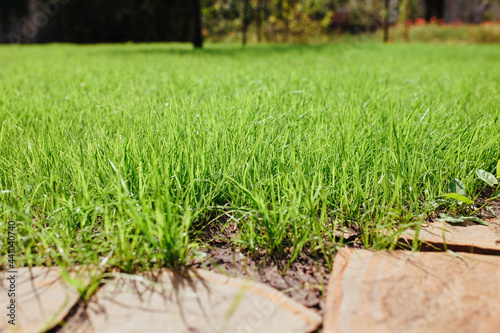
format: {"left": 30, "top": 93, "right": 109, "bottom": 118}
{"left": 276, "top": 0, "right": 283, "bottom": 41}
{"left": 276, "top": 0, "right": 283, "bottom": 19}
{"left": 242, "top": 0, "right": 250, "bottom": 45}
{"left": 383, "top": 0, "right": 390, "bottom": 43}
{"left": 400, "top": 0, "right": 410, "bottom": 42}
{"left": 27, "top": 0, "right": 37, "bottom": 42}
{"left": 191, "top": 0, "right": 203, "bottom": 48}
{"left": 282, "top": 0, "right": 289, "bottom": 42}
{"left": 255, "top": 0, "right": 264, "bottom": 42}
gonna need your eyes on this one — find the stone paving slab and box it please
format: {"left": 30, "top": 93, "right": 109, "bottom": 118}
{"left": 62, "top": 268, "right": 322, "bottom": 333}
{"left": 324, "top": 248, "right": 500, "bottom": 333}
{"left": 0, "top": 267, "right": 82, "bottom": 333}
{"left": 402, "top": 218, "right": 500, "bottom": 254}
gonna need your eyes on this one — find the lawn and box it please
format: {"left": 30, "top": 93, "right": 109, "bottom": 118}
{"left": 1, "top": 42, "right": 499, "bottom": 274}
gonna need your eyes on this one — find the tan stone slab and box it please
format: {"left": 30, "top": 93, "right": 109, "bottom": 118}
{"left": 0, "top": 267, "right": 82, "bottom": 333}
{"left": 402, "top": 218, "right": 500, "bottom": 254}
{"left": 63, "top": 269, "right": 322, "bottom": 333}
{"left": 324, "top": 248, "right": 500, "bottom": 333}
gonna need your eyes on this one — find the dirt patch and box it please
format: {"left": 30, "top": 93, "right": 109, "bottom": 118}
{"left": 474, "top": 188, "right": 500, "bottom": 218}
{"left": 189, "top": 215, "right": 359, "bottom": 316}
{"left": 189, "top": 245, "right": 331, "bottom": 315}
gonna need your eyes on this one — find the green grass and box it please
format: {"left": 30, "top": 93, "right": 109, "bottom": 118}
{"left": 1, "top": 42, "right": 499, "bottom": 273}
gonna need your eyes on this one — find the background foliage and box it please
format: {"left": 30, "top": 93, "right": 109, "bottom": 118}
{"left": 1, "top": 0, "right": 499, "bottom": 44}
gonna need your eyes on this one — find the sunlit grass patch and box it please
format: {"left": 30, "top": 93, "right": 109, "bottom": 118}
{"left": 0, "top": 42, "right": 499, "bottom": 272}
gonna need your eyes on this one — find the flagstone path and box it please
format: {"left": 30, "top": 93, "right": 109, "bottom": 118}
{"left": 2, "top": 219, "right": 500, "bottom": 332}
{"left": 402, "top": 218, "right": 500, "bottom": 254}
{"left": 1, "top": 268, "right": 321, "bottom": 333}
{"left": 0, "top": 267, "right": 81, "bottom": 333}
{"left": 323, "top": 248, "right": 500, "bottom": 333}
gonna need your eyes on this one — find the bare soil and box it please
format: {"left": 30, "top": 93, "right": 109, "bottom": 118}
{"left": 188, "top": 219, "right": 364, "bottom": 316}
{"left": 189, "top": 245, "right": 331, "bottom": 315}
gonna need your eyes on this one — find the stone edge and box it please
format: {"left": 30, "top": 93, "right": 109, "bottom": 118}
{"left": 322, "top": 248, "right": 355, "bottom": 333}
{"left": 194, "top": 269, "right": 323, "bottom": 331}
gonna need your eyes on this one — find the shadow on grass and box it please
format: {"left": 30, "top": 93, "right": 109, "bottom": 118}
{"left": 81, "top": 42, "right": 342, "bottom": 58}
